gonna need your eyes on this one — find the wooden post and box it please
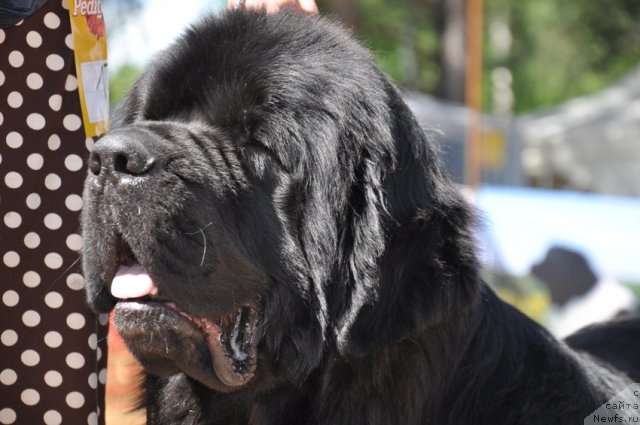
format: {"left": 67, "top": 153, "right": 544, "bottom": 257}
{"left": 465, "top": 0, "right": 483, "bottom": 188}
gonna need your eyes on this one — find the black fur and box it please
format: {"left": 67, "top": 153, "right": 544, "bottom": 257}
{"left": 81, "top": 10, "right": 640, "bottom": 424}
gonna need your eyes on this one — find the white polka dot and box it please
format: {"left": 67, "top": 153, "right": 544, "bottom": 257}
{"left": 44, "top": 370, "right": 63, "bottom": 388}
{"left": 97, "top": 346, "right": 103, "bottom": 361}
{"left": 62, "top": 0, "right": 69, "bottom": 10}
{"left": 45, "top": 173, "right": 62, "bottom": 190}
{"left": 22, "top": 310, "right": 41, "bottom": 327}
{"left": 65, "top": 74, "right": 78, "bottom": 91}
{"left": 43, "top": 410, "right": 62, "bottom": 425}
{"left": 8, "top": 50, "right": 24, "bottom": 67}
{"left": 6, "top": 131, "right": 23, "bottom": 148}
{"left": 67, "top": 273, "right": 85, "bottom": 291}
{"left": 4, "top": 211, "right": 22, "bottom": 228}
{"left": 24, "top": 232, "right": 41, "bottom": 249}
{"left": 65, "top": 154, "right": 84, "bottom": 171}
{"left": 44, "top": 213, "right": 62, "bottom": 230}
{"left": 14, "top": 19, "right": 23, "bottom": 26}
{"left": 27, "top": 153, "right": 44, "bottom": 170}
{"left": 21, "top": 388, "right": 40, "bottom": 406}
{"left": 7, "top": 91, "right": 23, "bottom": 108}
{"left": 0, "top": 112, "right": 4, "bottom": 125}
{"left": 26, "top": 193, "right": 42, "bottom": 209}
{"left": 67, "top": 313, "right": 86, "bottom": 330}
{"left": 46, "top": 54, "right": 64, "bottom": 71}
{"left": 26, "top": 30, "right": 43, "bottom": 48}
{"left": 66, "top": 391, "right": 85, "bottom": 409}
{"left": 0, "top": 29, "right": 5, "bottom": 44}
{"left": 0, "top": 408, "right": 16, "bottom": 424}
{"left": 21, "top": 349, "right": 40, "bottom": 366}
{"left": 3, "top": 251, "right": 20, "bottom": 268}
{"left": 66, "top": 352, "right": 85, "bottom": 369}
{"left": 0, "top": 369, "right": 17, "bottom": 386}
{"left": 87, "top": 413, "right": 99, "bottom": 425}
{"left": 44, "top": 331, "right": 63, "bottom": 348}
{"left": 66, "top": 234, "right": 83, "bottom": 251}
{"left": 49, "top": 94, "right": 62, "bottom": 111}
{"left": 64, "top": 33, "right": 73, "bottom": 49}
{"left": 23, "top": 271, "right": 41, "bottom": 288}
{"left": 63, "top": 114, "right": 82, "bottom": 131}
{"left": 88, "top": 373, "right": 97, "bottom": 389}
{"left": 88, "top": 333, "right": 98, "bottom": 350}
{"left": 48, "top": 134, "right": 61, "bottom": 150}
{"left": 45, "top": 292, "right": 63, "bottom": 309}
{"left": 27, "top": 113, "right": 46, "bottom": 130}
{"left": 98, "top": 368, "right": 107, "bottom": 384}
{"left": 2, "top": 291, "right": 19, "bottom": 307}
{"left": 0, "top": 70, "right": 4, "bottom": 86}
{"left": 1, "top": 330, "right": 18, "bottom": 346}
{"left": 27, "top": 72, "right": 44, "bottom": 90}
{"left": 44, "top": 12, "right": 61, "bottom": 29}
{"left": 4, "top": 172, "right": 23, "bottom": 189}
{"left": 65, "top": 194, "right": 83, "bottom": 211}
{"left": 44, "top": 252, "right": 63, "bottom": 269}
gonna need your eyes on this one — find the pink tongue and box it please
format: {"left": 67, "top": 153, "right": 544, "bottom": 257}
{"left": 111, "top": 264, "right": 157, "bottom": 299}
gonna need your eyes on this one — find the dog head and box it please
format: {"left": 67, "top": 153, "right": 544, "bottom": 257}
{"left": 82, "top": 10, "right": 479, "bottom": 393}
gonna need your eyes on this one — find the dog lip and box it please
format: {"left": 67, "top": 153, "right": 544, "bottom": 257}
{"left": 166, "top": 302, "right": 260, "bottom": 387}
{"left": 207, "top": 305, "right": 259, "bottom": 387}
{"left": 107, "top": 241, "right": 260, "bottom": 388}
{"left": 114, "top": 298, "right": 260, "bottom": 389}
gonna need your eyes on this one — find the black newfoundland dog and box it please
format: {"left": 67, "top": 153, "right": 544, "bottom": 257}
{"left": 82, "top": 10, "right": 640, "bottom": 425}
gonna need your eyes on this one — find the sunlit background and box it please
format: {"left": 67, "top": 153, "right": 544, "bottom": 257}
{"left": 101, "top": 1, "right": 640, "bottom": 423}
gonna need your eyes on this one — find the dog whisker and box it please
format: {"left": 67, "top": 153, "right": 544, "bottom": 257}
{"left": 47, "top": 255, "right": 82, "bottom": 291}
{"left": 185, "top": 222, "right": 214, "bottom": 267}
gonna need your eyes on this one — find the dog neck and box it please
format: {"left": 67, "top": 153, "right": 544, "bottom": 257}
{"left": 257, "top": 284, "right": 617, "bottom": 425}
{"left": 143, "top": 282, "right": 622, "bottom": 425}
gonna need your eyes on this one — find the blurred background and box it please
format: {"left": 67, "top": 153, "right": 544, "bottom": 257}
{"left": 101, "top": 0, "right": 640, "bottom": 423}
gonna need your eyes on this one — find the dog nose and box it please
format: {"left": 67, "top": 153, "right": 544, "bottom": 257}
{"left": 89, "top": 131, "right": 156, "bottom": 177}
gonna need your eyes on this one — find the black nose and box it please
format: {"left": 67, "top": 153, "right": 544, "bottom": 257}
{"left": 89, "top": 130, "right": 156, "bottom": 177}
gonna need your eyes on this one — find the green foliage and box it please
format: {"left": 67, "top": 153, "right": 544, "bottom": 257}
{"left": 486, "top": 0, "right": 640, "bottom": 112}
{"left": 109, "top": 64, "right": 141, "bottom": 109}
{"left": 318, "top": 0, "right": 640, "bottom": 112}
{"left": 317, "top": 0, "right": 442, "bottom": 93}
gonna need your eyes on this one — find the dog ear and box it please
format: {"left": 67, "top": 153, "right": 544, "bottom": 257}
{"left": 334, "top": 83, "right": 481, "bottom": 358}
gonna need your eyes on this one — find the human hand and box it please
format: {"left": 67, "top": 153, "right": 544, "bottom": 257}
{"left": 227, "top": 0, "right": 318, "bottom": 15}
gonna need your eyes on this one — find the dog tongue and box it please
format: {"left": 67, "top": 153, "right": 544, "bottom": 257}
{"left": 111, "top": 264, "right": 157, "bottom": 299}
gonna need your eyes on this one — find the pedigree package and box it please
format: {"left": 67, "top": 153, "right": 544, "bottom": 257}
{"left": 67, "top": 0, "right": 109, "bottom": 137}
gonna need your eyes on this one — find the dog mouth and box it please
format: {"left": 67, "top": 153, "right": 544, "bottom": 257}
{"left": 111, "top": 257, "right": 260, "bottom": 389}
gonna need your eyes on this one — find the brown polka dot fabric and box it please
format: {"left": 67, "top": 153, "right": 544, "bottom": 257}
{"left": 0, "top": 1, "right": 107, "bottom": 424}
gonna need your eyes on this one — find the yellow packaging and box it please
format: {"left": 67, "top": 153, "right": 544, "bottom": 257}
{"left": 67, "top": 0, "right": 109, "bottom": 137}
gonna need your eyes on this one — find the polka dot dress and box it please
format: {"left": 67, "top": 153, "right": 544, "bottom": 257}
{"left": 0, "top": 1, "right": 107, "bottom": 424}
